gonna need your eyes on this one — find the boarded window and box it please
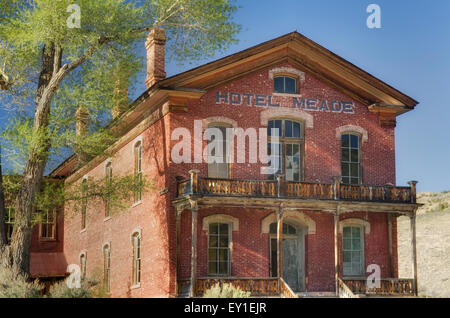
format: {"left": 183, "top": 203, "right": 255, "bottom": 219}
{"left": 80, "top": 253, "right": 86, "bottom": 278}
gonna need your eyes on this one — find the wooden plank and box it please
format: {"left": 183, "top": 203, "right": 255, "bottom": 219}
{"left": 334, "top": 210, "right": 340, "bottom": 296}
{"left": 190, "top": 207, "right": 198, "bottom": 297}
{"left": 410, "top": 212, "right": 418, "bottom": 296}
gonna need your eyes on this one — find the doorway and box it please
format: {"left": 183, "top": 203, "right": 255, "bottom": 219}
{"left": 269, "top": 222, "right": 305, "bottom": 292}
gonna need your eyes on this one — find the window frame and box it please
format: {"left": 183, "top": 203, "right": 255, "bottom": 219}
{"left": 39, "top": 208, "right": 57, "bottom": 241}
{"left": 4, "top": 206, "right": 14, "bottom": 242}
{"left": 342, "top": 225, "right": 365, "bottom": 277}
{"left": 134, "top": 141, "right": 143, "bottom": 203}
{"left": 273, "top": 75, "right": 298, "bottom": 94}
{"left": 341, "top": 133, "right": 362, "bottom": 185}
{"left": 267, "top": 119, "right": 304, "bottom": 182}
{"left": 207, "top": 123, "right": 231, "bottom": 179}
{"left": 81, "top": 178, "right": 88, "bottom": 230}
{"left": 105, "top": 161, "right": 113, "bottom": 218}
{"left": 79, "top": 252, "right": 87, "bottom": 279}
{"left": 103, "top": 243, "right": 111, "bottom": 293}
{"left": 207, "top": 222, "right": 232, "bottom": 277}
{"left": 131, "top": 232, "right": 141, "bottom": 286}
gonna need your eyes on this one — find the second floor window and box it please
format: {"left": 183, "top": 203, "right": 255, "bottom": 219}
{"left": 40, "top": 209, "right": 56, "bottom": 240}
{"left": 274, "top": 76, "right": 297, "bottom": 94}
{"left": 268, "top": 119, "right": 303, "bottom": 181}
{"left": 207, "top": 125, "right": 229, "bottom": 179}
{"left": 4, "top": 207, "right": 14, "bottom": 242}
{"left": 105, "top": 162, "right": 112, "bottom": 217}
{"left": 208, "top": 223, "right": 231, "bottom": 276}
{"left": 80, "top": 253, "right": 86, "bottom": 278}
{"left": 134, "top": 142, "right": 142, "bottom": 203}
{"left": 341, "top": 134, "right": 361, "bottom": 185}
{"left": 81, "top": 179, "right": 88, "bottom": 230}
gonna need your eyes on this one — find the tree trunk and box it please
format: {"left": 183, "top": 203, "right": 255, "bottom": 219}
{"left": 9, "top": 44, "right": 58, "bottom": 276}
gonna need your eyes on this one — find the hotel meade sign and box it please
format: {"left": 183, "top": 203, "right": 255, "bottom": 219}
{"left": 216, "top": 91, "right": 355, "bottom": 114}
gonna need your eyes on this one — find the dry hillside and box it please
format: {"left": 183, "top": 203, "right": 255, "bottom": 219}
{"left": 398, "top": 191, "right": 450, "bottom": 297}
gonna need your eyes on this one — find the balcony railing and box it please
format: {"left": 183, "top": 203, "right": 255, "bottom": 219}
{"left": 177, "top": 171, "right": 417, "bottom": 204}
{"left": 343, "top": 278, "right": 415, "bottom": 296}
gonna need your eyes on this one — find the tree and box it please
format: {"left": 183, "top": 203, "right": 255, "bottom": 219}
{"left": 0, "top": 0, "right": 240, "bottom": 276}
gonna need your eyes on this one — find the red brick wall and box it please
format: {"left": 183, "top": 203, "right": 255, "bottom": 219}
{"left": 59, "top": 62, "right": 399, "bottom": 296}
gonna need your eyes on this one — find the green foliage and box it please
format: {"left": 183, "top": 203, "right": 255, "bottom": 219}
{"left": 48, "top": 278, "right": 92, "bottom": 298}
{"left": 439, "top": 202, "right": 448, "bottom": 211}
{"left": 202, "top": 283, "right": 251, "bottom": 298}
{"left": 0, "top": 266, "right": 43, "bottom": 298}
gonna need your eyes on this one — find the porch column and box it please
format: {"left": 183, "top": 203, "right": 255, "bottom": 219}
{"left": 190, "top": 203, "right": 198, "bottom": 297}
{"left": 277, "top": 207, "right": 284, "bottom": 289}
{"left": 334, "top": 208, "right": 340, "bottom": 296}
{"left": 387, "top": 214, "right": 394, "bottom": 277}
{"left": 410, "top": 210, "right": 418, "bottom": 296}
{"left": 175, "top": 206, "right": 182, "bottom": 296}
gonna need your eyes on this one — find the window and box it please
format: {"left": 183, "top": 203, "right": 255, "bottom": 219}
{"left": 274, "top": 76, "right": 297, "bottom": 94}
{"left": 269, "top": 222, "right": 297, "bottom": 277}
{"left": 80, "top": 253, "right": 86, "bottom": 278}
{"left": 81, "top": 179, "right": 88, "bottom": 230}
{"left": 40, "top": 209, "right": 56, "bottom": 240}
{"left": 342, "top": 226, "right": 364, "bottom": 276}
{"left": 341, "top": 134, "right": 361, "bottom": 185}
{"left": 4, "top": 207, "right": 14, "bottom": 242}
{"left": 134, "top": 141, "right": 142, "bottom": 203}
{"left": 132, "top": 232, "right": 141, "bottom": 285}
{"left": 207, "top": 125, "right": 229, "bottom": 179}
{"left": 103, "top": 244, "right": 111, "bottom": 293}
{"left": 267, "top": 119, "right": 303, "bottom": 181}
{"left": 105, "top": 162, "right": 112, "bottom": 217}
{"left": 208, "top": 223, "right": 230, "bottom": 276}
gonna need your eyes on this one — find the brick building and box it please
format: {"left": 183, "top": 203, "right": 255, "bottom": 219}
{"left": 24, "top": 31, "right": 420, "bottom": 297}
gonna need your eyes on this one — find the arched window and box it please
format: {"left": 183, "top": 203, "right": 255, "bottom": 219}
{"left": 105, "top": 162, "right": 113, "bottom": 217}
{"left": 208, "top": 223, "right": 231, "bottom": 276}
{"left": 132, "top": 232, "right": 141, "bottom": 286}
{"left": 79, "top": 252, "right": 87, "bottom": 278}
{"left": 274, "top": 76, "right": 297, "bottom": 94}
{"left": 103, "top": 244, "right": 111, "bottom": 293}
{"left": 341, "top": 133, "right": 361, "bottom": 185}
{"left": 342, "top": 225, "right": 364, "bottom": 277}
{"left": 267, "top": 119, "right": 303, "bottom": 181}
{"left": 134, "top": 141, "right": 142, "bottom": 203}
{"left": 269, "top": 222, "right": 297, "bottom": 235}
{"left": 207, "top": 124, "right": 230, "bottom": 179}
{"left": 81, "top": 178, "right": 88, "bottom": 230}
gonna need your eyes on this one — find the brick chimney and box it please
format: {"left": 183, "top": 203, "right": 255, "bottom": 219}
{"left": 145, "top": 28, "right": 166, "bottom": 88}
{"left": 75, "top": 107, "right": 90, "bottom": 166}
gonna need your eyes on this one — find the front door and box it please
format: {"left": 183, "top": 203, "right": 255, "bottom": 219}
{"left": 282, "top": 238, "right": 300, "bottom": 291}
{"left": 270, "top": 227, "right": 305, "bottom": 292}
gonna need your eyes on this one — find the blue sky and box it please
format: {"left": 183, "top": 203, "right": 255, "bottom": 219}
{"left": 1, "top": 0, "right": 449, "bottom": 193}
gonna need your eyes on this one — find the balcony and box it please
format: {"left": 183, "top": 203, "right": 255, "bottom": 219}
{"left": 176, "top": 171, "right": 417, "bottom": 206}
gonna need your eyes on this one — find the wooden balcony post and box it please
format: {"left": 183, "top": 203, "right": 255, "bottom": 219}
{"left": 190, "top": 203, "right": 198, "bottom": 297}
{"left": 387, "top": 214, "right": 394, "bottom": 278}
{"left": 276, "top": 174, "right": 284, "bottom": 197}
{"left": 408, "top": 180, "right": 418, "bottom": 203}
{"left": 334, "top": 207, "right": 340, "bottom": 296}
{"left": 189, "top": 169, "right": 200, "bottom": 194}
{"left": 277, "top": 207, "right": 284, "bottom": 293}
{"left": 175, "top": 206, "right": 183, "bottom": 296}
{"left": 410, "top": 210, "right": 418, "bottom": 296}
{"left": 332, "top": 176, "right": 341, "bottom": 200}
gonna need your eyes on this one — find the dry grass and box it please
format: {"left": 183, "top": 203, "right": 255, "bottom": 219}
{"left": 398, "top": 191, "right": 450, "bottom": 297}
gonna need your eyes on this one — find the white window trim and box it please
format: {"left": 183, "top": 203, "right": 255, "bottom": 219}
{"left": 260, "top": 108, "right": 313, "bottom": 129}
{"left": 261, "top": 211, "right": 316, "bottom": 234}
{"left": 269, "top": 67, "right": 305, "bottom": 82}
{"left": 336, "top": 125, "right": 368, "bottom": 143}
{"left": 339, "top": 218, "right": 371, "bottom": 234}
{"left": 130, "top": 228, "right": 142, "bottom": 288}
{"left": 202, "top": 214, "right": 239, "bottom": 232}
